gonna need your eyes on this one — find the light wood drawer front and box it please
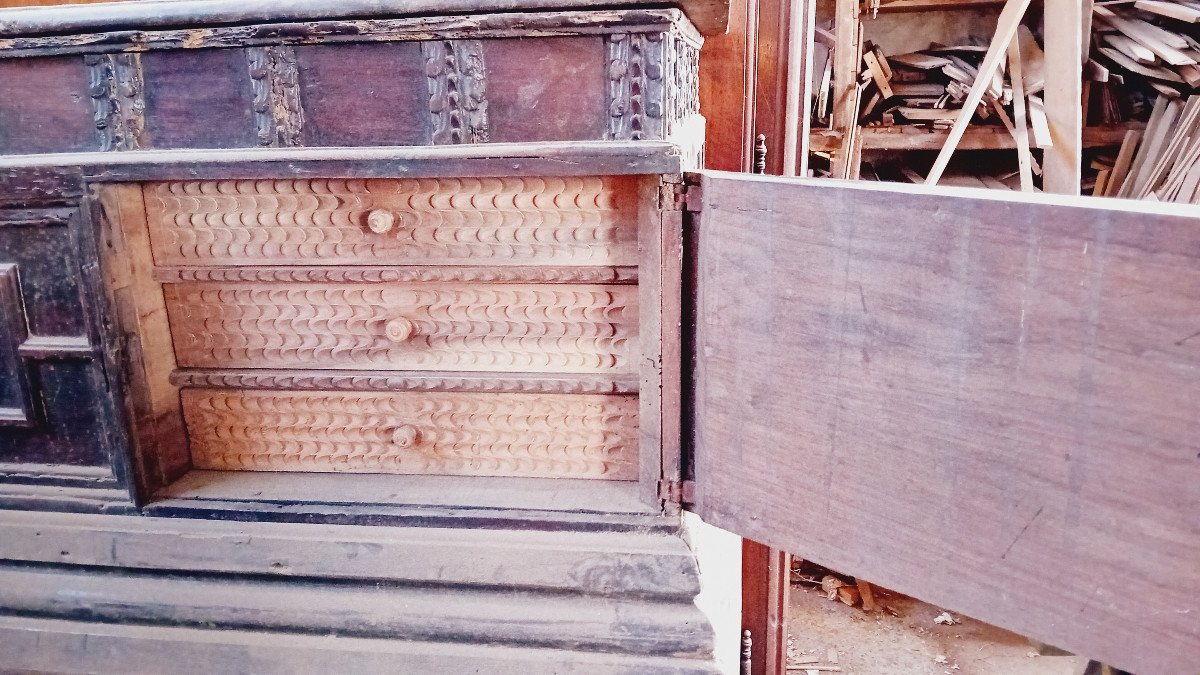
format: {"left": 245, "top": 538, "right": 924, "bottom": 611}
{"left": 181, "top": 388, "right": 639, "bottom": 480}
{"left": 144, "top": 177, "right": 639, "bottom": 267}
{"left": 164, "top": 282, "right": 637, "bottom": 373}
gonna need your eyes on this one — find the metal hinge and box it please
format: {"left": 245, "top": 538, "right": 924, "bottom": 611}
{"left": 657, "top": 479, "right": 696, "bottom": 505}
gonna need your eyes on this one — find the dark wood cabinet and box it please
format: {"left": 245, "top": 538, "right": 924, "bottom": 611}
{"left": 0, "top": 2, "right": 1195, "bottom": 674}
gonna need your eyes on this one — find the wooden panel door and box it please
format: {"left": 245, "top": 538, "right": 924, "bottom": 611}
{"left": 687, "top": 171, "right": 1200, "bottom": 675}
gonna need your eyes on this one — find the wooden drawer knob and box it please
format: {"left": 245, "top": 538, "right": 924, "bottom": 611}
{"left": 366, "top": 209, "right": 397, "bottom": 234}
{"left": 385, "top": 317, "right": 417, "bottom": 343}
{"left": 391, "top": 424, "right": 420, "bottom": 448}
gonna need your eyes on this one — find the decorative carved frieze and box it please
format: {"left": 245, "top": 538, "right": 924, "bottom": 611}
{"left": 180, "top": 388, "right": 640, "bottom": 480}
{"left": 170, "top": 370, "right": 640, "bottom": 395}
{"left": 84, "top": 53, "right": 145, "bottom": 151}
{"left": 605, "top": 33, "right": 666, "bottom": 141}
{"left": 665, "top": 33, "right": 701, "bottom": 138}
{"left": 142, "top": 177, "right": 640, "bottom": 267}
{"left": 152, "top": 266, "right": 638, "bottom": 284}
{"left": 421, "top": 39, "right": 489, "bottom": 145}
{"left": 246, "top": 45, "right": 305, "bottom": 147}
{"left": 163, "top": 282, "right": 638, "bottom": 374}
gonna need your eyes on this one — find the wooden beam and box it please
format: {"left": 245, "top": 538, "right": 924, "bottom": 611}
{"left": 1007, "top": 33, "right": 1034, "bottom": 190}
{"left": 1042, "top": 0, "right": 1085, "bottom": 194}
{"left": 830, "top": 0, "right": 860, "bottom": 177}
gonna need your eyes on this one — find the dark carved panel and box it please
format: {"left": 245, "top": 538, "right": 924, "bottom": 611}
{"left": 421, "top": 39, "right": 489, "bottom": 145}
{"left": 485, "top": 37, "right": 607, "bottom": 143}
{"left": 247, "top": 45, "right": 305, "bottom": 147}
{"left": 298, "top": 43, "right": 428, "bottom": 147}
{"left": 0, "top": 57, "right": 95, "bottom": 155}
{"left": 85, "top": 53, "right": 146, "bottom": 151}
{"left": 141, "top": 49, "right": 256, "bottom": 149}
{"left": 0, "top": 207, "right": 114, "bottom": 467}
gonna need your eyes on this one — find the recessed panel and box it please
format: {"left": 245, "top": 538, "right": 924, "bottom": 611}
{"left": 0, "top": 57, "right": 95, "bottom": 154}
{"left": 142, "top": 48, "right": 257, "bottom": 149}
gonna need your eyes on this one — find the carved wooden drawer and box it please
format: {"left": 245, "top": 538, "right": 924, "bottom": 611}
{"left": 163, "top": 281, "right": 638, "bottom": 373}
{"left": 143, "top": 176, "right": 640, "bottom": 268}
{"left": 180, "top": 388, "right": 639, "bottom": 480}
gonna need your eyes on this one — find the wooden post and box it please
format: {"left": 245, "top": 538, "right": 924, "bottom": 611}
{"left": 741, "top": 539, "right": 790, "bottom": 675}
{"left": 782, "top": 0, "right": 815, "bottom": 176}
{"left": 829, "top": 0, "right": 859, "bottom": 177}
{"left": 700, "top": 0, "right": 760, "bottom": 171}
{"left": 1042, "top": 0, "right": 1087, "bottom": 194}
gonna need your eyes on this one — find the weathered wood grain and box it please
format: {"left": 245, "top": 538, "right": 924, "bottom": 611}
{"left": 298, "top": 42, "right": 428, "bottom": 147}
{"left": 0, "top": 56, "right": 94, "bottom": 154}
{"left": 690, "top": 172, "right": 1200, "bottom": 675}
{"left": 141, "top": 49, "right": 255, "bottom": 149}
{"left": 485, "top": 37, "right": 608, "bottom": 143}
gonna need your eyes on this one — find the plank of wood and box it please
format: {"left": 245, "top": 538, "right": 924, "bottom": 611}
{"left": 1094, "top": 6, "right": 1195, "bottom": 65}
{"left": 1135, "top": 0, "right": 1200, "bottom": 22}
{"left": 888, "top": 52, "right": 952, "bottom": 70}
{"left": 1179, "top": 64, "right": 1200, "bottom": 87}
{"left": 1093, "top": 167, "right": 1111, "bottom": 195}
{"left": 691, "top": 171, "right": 1200, "bottom": 675}
{"left": 896, "top": 106, "right": 961, "bottom": 120}
{"left": 862, "top": 50, "right": 894, "bottom": 98}
{"left": 1104, "top": 33, "right": 1159, "bottom": 64}
{"left": 1017, "top": 25, "right": 1045, "bottom": 94}
{"left": 925, "top": 0, "right": 1032, "bottom": 185}
{"left": 1119, "top": 95, "right": 1176, "bottom": 197}
{"left": 891, "top": 83, "right": 947, "bottom": 96}
{"left": 1097, "top": 46, "right": 1184, "bottom": 82}
{"left": 1027, "top": 94, "right": 1054, "bottom": 148}
{"left": 1042, "top": 0, "right": 1084, "bottom": 194}
{"left": 1006, "top": 33, "right": 1034, "bottom": 190}
{"left": 1104, "top": 128, "right": 1142, "bottom": 195}
{"left": 871, "top": 44, "right": 893, "bottom": 79}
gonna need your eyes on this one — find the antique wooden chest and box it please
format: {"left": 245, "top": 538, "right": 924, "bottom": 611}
{"left": 1, "top": 1, "right": 1198, "bottom": 674}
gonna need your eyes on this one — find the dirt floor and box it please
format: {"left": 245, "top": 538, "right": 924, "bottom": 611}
{"left": 786, "top": 577, "right": 1090, "bottom": 675}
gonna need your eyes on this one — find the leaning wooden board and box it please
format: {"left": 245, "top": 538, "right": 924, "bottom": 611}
{"left": 689, "top": 171, "right": 1200, "bottom": 675}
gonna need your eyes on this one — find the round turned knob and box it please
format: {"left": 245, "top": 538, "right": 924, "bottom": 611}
{"left": 384, "top": 317, "right": 417, "bottom": 343}
{"left": 366, "top": 209, "right": 396, "bottom": 234}
{"left": 391, "top": 424, "right": 420, "bottom": 448}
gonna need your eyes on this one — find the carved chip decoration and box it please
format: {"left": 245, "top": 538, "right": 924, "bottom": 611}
{"left": 142, "top": 177, "right": 639, "bottom": 267}
{"left": 181, "top": 389, "right": 639, "bottom": 480}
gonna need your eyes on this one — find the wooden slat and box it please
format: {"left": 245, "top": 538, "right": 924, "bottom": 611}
{"left": 1042, "top": 0, "right": 1084, "bottom": 194}
{"left": 689, "top": 172, "right": 1200, "bottom": 675}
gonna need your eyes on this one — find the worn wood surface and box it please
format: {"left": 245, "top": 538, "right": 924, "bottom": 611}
{"left": 0, "top": 56, "right": 94, "bottom": 154}
{"left": 0, "top": 0, "right": 727, "bottom": 37}
{"left": 690, "top": 172, "right": 1200, "bottom": 675}
{"left": 141, "top": 49, "right": 256, "bottom": 149}
{"left": 0, "top": 142, "right": 683, "bottom": 178}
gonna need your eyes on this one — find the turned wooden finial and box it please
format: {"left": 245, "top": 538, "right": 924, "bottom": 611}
{"left": 366, "top": 209, "right": 397, "bottom": 234}
{"left": 391, "top": 424, "right": 420, "bottom": 448}
{"left": 384, "top": 317, "right": 417, "bottom": 343}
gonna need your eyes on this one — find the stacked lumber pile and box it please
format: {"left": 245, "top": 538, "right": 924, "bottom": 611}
{"left": 847, "top": 30, "right": 1045, "bottom": 135}
{"left": 1093, "top": 3, "right": 1200, "bottom": 99}
{"left": 1093, "top": 95, "right": 1200, "bottom": 201}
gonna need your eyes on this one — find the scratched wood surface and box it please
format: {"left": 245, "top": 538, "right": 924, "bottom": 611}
{"left": 689, "top": 172, "right": 1200, "bottom": 675}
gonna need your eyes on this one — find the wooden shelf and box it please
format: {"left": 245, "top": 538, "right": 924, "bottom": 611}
{"left": 873, "top": 0, "right": 1006, "bottom": 13}
{"left": 810, "top": 122, "right": 1145, "bottom": 153}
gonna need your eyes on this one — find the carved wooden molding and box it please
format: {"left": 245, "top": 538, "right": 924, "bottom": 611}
{"left": 247, "top": 45, "right": 305, "bottom": 148}
{"left": 422, "top": 39, "right": 489, "bottom": 145}
{"left": 605, "top": 33, "right": 666, "bottom": 141}
{"left": 163, "top": 282, "right": 638, "bottom": 373}
{"left": 171, "top": 369, "right": 640, "bottom": 394}
{"left": 84, "top": 53, "right": 145, "bottom": 151}
{"left": 152, "top": 265, "right": 639, "bottom": 284}
{"left": 181, "top": 388, "right": 640, "bottom": 480}
{"left": 143, "top": 177, "right": 640, "bottom": 267}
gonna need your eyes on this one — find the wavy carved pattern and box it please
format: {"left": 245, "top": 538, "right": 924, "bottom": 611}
{"left": 181, "top": 388, "right": 639, "bottom": 479}
{"left": 164, "top": 282, "right": 637, "bottom": 373}
{"left": 143, "top": 177, "right": 639, "bottom": 267}
{"left": 153, "top": 266, "right": 638, "bottom": 284}
{"left": 85, "top": 53, "right": 146, "bottom": 151}
{"left": 171, "top": 370, "right": 639, "bottom": 394}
